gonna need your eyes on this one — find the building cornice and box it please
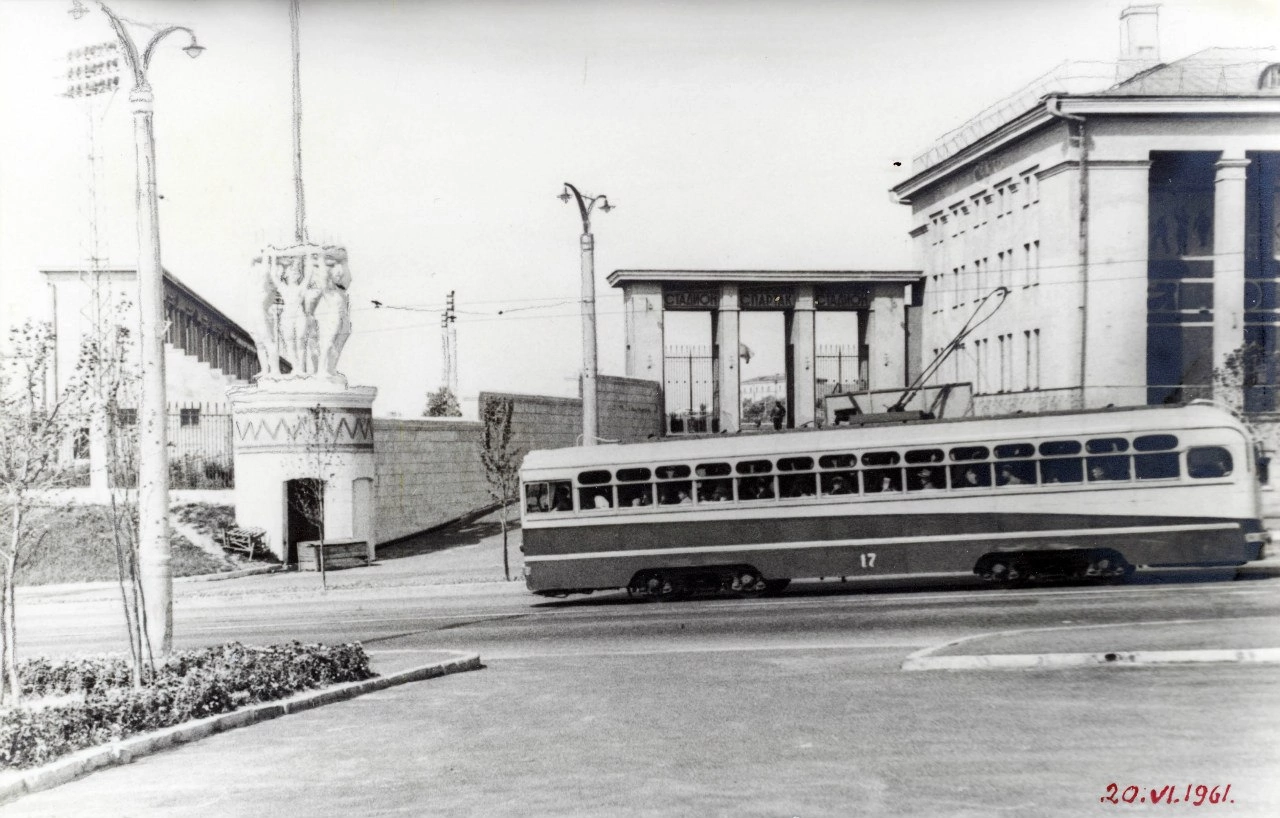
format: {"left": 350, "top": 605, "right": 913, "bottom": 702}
{"left": 608, "top": 270, "right": 923, "bottom": 287}
{"left": 891, "top": 94, "right": 1280, "bottom": 204}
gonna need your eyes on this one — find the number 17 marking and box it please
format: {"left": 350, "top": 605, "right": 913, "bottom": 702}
{"left": 860, "top": 552, "right": 876, "bottom": 569}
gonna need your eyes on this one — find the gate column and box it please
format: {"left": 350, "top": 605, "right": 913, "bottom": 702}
{"left": 867, "top": 283, "right": 908, "bottom": 404}
{"left": 716, "top": 285, "right": 741, "bottom": 433}
{"left": 623, "top": 282, "right": 664, "bottom": 383}
{"left": 789, "top": 285, "right": 816, "bottom": 428}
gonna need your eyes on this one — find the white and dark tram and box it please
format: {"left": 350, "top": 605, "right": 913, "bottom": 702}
{"left": 519, "top": 403, "right": 1268, "bottom": 600}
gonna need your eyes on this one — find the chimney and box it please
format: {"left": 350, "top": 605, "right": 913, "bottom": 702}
{"left": 1119, "top": 4, "right": 1161, "bottom": 76}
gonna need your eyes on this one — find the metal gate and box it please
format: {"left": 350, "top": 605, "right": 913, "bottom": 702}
{"left": 664, "top": 345, "right": 717, "bottom": 434}
{"left": 815, "top": 345, "right": 864, "bottom": 395}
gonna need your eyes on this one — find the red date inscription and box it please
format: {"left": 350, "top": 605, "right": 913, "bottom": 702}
{"left": 1101, "top": 784, "right": 1234, "bottom": 806}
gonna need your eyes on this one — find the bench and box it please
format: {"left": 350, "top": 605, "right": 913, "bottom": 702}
{"left": 221, "top": 526, "right": 266, "bottom": 560}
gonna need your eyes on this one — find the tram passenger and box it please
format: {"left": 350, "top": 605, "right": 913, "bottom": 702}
{"left": 551, "top": 485, "right": 573, "bottom": 511}
{"left": 592, "top": 493, "right": 612, "bottom": 509}
{"left": 998, "top": 464, "right": 1026, "bottom": 485}
{"left": 827, "top": 475, "right": 852, "bottom": 495}
{"left": 879, "top": 474, "right": 899, "bottom": 492}
{"left": 678, "top": 488, "right": 693, "bottom": 504}
{"left": 918, "top": 469, "right": 938, "bottom": 490}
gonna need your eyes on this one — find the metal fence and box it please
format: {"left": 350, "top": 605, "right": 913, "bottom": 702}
{"left": 815, "top": 345, "right": 864, "bottom": 396}
{"left": 106, "top": 402, "right": 235, "bottom": 489}
{"left": 665, "top": 345, "right": 718, "bottom": 434}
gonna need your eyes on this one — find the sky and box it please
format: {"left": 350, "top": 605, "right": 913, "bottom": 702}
{"left": 2, "top": 0, "right": 1278, "bottom": 417}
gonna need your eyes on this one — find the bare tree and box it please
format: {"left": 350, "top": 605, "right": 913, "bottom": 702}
{"left": 0, "top": 322, "right": 86, "bottom": 704}
{"left": 289, "top": 404, "right": 340, "bottom": 588}
{"left": 1213, "top": 342, "right": 1280, "bottom": 469}
{"left": 480, "top": 396, "right": 523, "bottom": 581}
{"left": 78, "top": 317, "right": 155, "bottom": 686}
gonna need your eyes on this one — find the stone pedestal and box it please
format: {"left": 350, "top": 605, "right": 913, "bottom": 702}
{"left": 228, "top": 376, "right": 377, "bottom": 563}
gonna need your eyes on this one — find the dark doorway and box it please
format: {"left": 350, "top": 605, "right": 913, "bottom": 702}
{"left": 285, "top": 478, "right": 323, "bottom": 566}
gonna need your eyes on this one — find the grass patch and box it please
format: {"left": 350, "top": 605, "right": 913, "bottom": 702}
{"left": 172, "top": 502, "right": 236, "bottom": 538}
{"left": 17, "top": 505, "right": 232, "bottom": 586}
{"left": 2, "top": 642, "right": 375, "bottom": 770}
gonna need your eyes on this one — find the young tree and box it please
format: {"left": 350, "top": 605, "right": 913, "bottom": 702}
{"left": 78, "top": 319, "right": 155, "bottom": 686}
{"left": 1213, "top": 342, "right": 1280, "bottom": 464}
{"left": 424, "top": 386, "right": 462, "bottom": 417}
{"left": 480, "top": 396, "right": 523, "bottom": 581}
{"left": 0, "top": 322, "right": 86, "bottom": 704}
{"left": 290, "top": 404, "right": 340, "bottom": 588}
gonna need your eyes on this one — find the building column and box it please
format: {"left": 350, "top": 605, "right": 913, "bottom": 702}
{"left": 866, "top": 283, "right": 907, "bottom": 406}
{"left": 716, "top": 285, "right": 741, "bottom": 433}
{"left": 789, "top": 285, "right": 816, "bottom": 428}
{"left": 622, "top": 282, "right": 664, "bottom": 384}
{"left": 1213, "top": 152, "right": 1250, "bottom": 382}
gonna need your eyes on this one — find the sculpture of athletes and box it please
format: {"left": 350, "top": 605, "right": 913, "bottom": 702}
{"left": 246, "top": 243, "right": 351, "bottom": 381}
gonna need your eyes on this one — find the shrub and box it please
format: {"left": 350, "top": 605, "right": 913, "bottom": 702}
{"left": 3, "top": 642, "right": 374, "bottom": 770}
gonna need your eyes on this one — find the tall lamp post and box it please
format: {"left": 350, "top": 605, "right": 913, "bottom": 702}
{"left": 71, "top": 0, "right": 203, "bottom": 655}
{"left": 558, "top": 183, "right": 612, "bottom": 447}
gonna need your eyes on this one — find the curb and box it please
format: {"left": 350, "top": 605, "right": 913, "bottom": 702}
{"left": 903, "top": 647, "right": 1280, "bottom": 671}
{"left": 178, "top": 564, "right": 283, "bottom": 583}
{"left": 0, "top": 651, "right": 481, "bottom": 806}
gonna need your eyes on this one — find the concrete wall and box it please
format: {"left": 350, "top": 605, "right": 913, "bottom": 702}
{"left": 373, "top": 377, "right": 663, "bottom": 545}
{"left": 373, "top": 417, "right": 488, "bottom": 545}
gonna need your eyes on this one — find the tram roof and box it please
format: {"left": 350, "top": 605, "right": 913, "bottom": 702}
{"left": 522, "top": 403, "right": 1246, "bottom": 472}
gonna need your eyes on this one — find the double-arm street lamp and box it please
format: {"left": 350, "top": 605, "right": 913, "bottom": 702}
{"left": 559, "top": 183, "right": 613, "bottom": 447}
{"left": 71, "top": 0, "right": 203, "bottom": 655}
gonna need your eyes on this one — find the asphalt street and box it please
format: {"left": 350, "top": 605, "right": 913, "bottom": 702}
{"left": 6, "top": 516, "right": 1280, "bottom": 817}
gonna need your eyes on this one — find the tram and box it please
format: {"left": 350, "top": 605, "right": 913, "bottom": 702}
{"left": 519, "top": 403, "right": 1268, "bottom": 599}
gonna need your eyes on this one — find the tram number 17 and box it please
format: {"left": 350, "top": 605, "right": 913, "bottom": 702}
{"left": 859, "top": 552, "right": 877, "bottom": 569}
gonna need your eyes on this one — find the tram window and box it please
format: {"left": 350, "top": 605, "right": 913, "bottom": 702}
{"left": 995, "top": 461, "right": 1036, "bottom": 486}
{"left": 697, "top": 478, "right": 734, "bottom": 502}
{"left": 1135, "top": 453, "right": 1180, "bottom": 480}
{"left": 577, "top": 469, "right": 612, "bottom": 486}
{"left": 1086, "top": 438, "right": 1129, "bottom": 454}
{"left": 905, "top": 449, "right": 944, "bottom": 464}
{"left": 950, "top": 463, "right": 991, "bottom": 488}
{"left": 656, "top": 464, "right": 691, "bottom": 480}
{"left": 820, "top": 472, "right": 858, "bottom": 495}
{"left": 1134, "top": 434, "right": 1178, "bottom": 452}
{"left": 579, "top": 486, "right": 614, "bottom": 509}
{"left": 777, "top": 456, "right": 814, "bottom": 472}
{"left": 738, "top": 475, "right": 775, "bottom": 501}
{"left": 658, "top": 481, "right": 694, "bottom": 504}
{"left": 616, "top": 467, "right": 652, "bottom": 482}
{"left": 1086, "top": 455, "right": 1130, "bottom": 482}
{"left": 906, "top": 466, "right": 944, "bottom": 490}
{"left": 862, "top": 451, "right": 900, "bottom": 467}
{"left": 1188, "top": 447, "right": 1233, "bottom": 479}
{"left": 779, "top": 473, "right": 817, "bottom": 498}
{"left": 1039, "top": 440, "right": 1081, "bottom": 457}
{"left": 695, "top": 462, "right": 732, "bottom": 477}
{"left": 736, "top": 459, "right": 773, "bottom": 475}
{"left": 1040, "top": 458, "right": 1083, "bottom": 484}
{"left": 618, "top": 483, "right": 654, "bottom": 507}
{"left": 950, "top": 446, "right": 990, "bottom": 462}
{"left": 864, "top": 468, "right": 902, "bottom": 492}
{"left": 526, "top": 480, "right": 573, "bottom": 513}
{"left": 995, "top": 442, "right": 1034, "bottom": 459}
{"left": 820, "top": 453, "right": 857, "bottom": 469}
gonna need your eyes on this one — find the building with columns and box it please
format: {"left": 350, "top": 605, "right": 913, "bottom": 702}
{"left": 891, "top": 5, "right": 1280, "bottom": 416}
{"left": 609, "top": 270, "right": 921, "bottom": 433}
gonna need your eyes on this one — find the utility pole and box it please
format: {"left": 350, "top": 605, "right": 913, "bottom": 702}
{"left": 71, "top": 0, "right": 204, "bottom": 655}
{"left": 558, "top": 184, "right": 613, "bottom": 446}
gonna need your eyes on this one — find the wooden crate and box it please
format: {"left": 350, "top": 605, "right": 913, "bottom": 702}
{"left": 297, "top": 539, "right": 369, "bottom": 571}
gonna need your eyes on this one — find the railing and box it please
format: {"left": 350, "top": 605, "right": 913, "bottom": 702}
{"left": 108, "top": 402, "right": 234, "bottom": 489}
{"left": 665, "top": 345, "right": 717, "bottom": 434}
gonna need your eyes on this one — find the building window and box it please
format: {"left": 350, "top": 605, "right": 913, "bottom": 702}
{"left": 180, "top": 407, "right": 201, "bottom": 427}
{"left": 1259, "top": 64, "right": 1280, "bottom": 90}
{"left": 117, "top": 408, "right": 137, "bottom": 426}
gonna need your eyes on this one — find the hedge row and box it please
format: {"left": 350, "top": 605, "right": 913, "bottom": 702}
{"left": 2, "top": 642, "right": 374, "bottom": 770}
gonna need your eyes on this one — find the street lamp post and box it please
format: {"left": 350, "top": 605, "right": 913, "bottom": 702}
{"left": 72, "top": 0, "right": 203, "bottom": 656}
{"left": 559, "top": 183, "right": 612, "bottom": 447}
